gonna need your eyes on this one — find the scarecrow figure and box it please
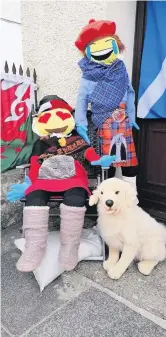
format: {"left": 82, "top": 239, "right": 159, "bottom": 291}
{"left": 7, "top": 95, "right": 115, "bottom": 272}
{"left": 75, "top": 19, "right": 139, "bottom": 184}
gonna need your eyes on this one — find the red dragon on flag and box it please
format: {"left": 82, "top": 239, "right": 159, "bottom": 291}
{"left": 1, "top": 74, "right": 38, "bottom": 172}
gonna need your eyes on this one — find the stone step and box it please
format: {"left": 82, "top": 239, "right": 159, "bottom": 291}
{"left": 1, "top": 169, "right": 24, "bottom": 230}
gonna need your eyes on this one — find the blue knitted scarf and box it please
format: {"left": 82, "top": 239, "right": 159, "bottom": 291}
{"left": 79, "top": 57, "right": 129, "bottom": 128}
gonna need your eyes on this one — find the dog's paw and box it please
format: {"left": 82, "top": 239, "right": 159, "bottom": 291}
{"left": 103, "top": 260, "right": 117, "bottom": 271}
{"left": 103, "top": 260, "right": 110, "bottom": 271}
{"left": 138, "top": 261, "right": 156, "bottom": 276}
{"left": 107, "top": 266, "right": 124, "bottom": 280}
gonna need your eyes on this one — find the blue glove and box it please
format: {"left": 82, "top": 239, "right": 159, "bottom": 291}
{"left": 7, "top": 176, "right": 32, "bottom": 203}
{"left": 130, "top": 121, "right": 140, "bottom": 130}
{"left": 91, "top": 155, "right": 116, "bottom": 168}
{"left": 76, "top": 125, "right": 90, "bottom": 145}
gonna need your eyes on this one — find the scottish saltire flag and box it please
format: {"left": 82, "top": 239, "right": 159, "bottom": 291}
{"left": 137, "top": 1, "right": 166, "bottom": 119}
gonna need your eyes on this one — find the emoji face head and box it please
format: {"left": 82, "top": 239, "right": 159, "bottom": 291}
{"left": 75, "top": 19, "right": 125, "bottom": 65}
{"left": 85, "top": 36, "right": 119, "bottom": 65}
{"left": 32, "top": 96, "right": 75, "bottom": 137}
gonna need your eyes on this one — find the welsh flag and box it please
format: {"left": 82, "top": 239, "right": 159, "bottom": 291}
{"left": 137, "top": 1, "right": 166, "bottom": 119}
{"left": 1, "top": 73, "right": 38, "bottom": 172}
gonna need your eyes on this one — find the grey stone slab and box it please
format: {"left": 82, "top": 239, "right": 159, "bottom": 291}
{"left": 25, "top": 287, "right": 166, "bottom": 337}
{"left": 76, "top": 261, "right": 166, "bottom": 320}
{"left": 1, "top": 327, "right": 11, "bottom": 337}
{"left": 1, "top": 169, "right": 24, "bottom": 229}
{"left": 1, "top": 249, "right": 90, "bottom": 336}
{"left": 1, "top": 224, "right": 22, "bottom": 255}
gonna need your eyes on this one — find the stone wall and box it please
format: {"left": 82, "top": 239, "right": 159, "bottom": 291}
{"left": 1, "top": 169, "right": 24, "bottom": 229}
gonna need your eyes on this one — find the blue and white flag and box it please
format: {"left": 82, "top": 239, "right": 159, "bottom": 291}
{"left": 137, "top": 1, "right": 166, "bottom": 119}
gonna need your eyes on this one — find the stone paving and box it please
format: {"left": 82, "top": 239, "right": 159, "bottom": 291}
{"left": 1, "top": 223, "right": 166, "bottom": 337}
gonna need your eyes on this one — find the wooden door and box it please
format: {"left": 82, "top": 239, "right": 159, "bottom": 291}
{"left": 137, "top": 119, "right": 166, "bottom": 221}
{"left": 132, "top": 2, "right": 166, "bottom": 222}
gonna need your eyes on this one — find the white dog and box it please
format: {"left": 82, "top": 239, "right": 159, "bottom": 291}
{"left": 89, "top": 178, "right": 166, "bottom": 280}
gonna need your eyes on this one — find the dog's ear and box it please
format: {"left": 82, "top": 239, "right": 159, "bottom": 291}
{"left": 89, "top": 189, "right": 99, "bottom": 206}
{"left": 125, "top": 184, "right": 138, "bottom": 208}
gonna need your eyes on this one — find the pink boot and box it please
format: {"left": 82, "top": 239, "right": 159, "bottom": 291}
{"left": 59, "top": 204, "right": 86, "bottom": 271}
{"left": 16, "top": 206, "right": 49, "bottom": 272}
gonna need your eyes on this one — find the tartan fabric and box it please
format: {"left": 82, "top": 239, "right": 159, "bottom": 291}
{"left": 79, "top": 57, "right": 129, "bottom": 128}
{"left": 98, "top": 109, "right": 138, "bottom": 167}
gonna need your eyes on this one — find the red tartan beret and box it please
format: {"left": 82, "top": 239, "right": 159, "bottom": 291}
{"left": 75, "top": 19, "right": 116, "bottom": 52}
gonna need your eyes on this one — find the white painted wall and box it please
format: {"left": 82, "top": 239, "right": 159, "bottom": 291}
{"left": 1, "top": 0, "right": 21, "bottom": 23}
{"left": 106, "top": 1, "right": 136, "bottom": 79}
{"left": 21, "top": 1, "right": 136, "bottom": 105}
{"left": 0, "top": 0, "right": 23, "bottom": 72}
{"left": 21, "top": 0, "right": 107, "bottom": 105}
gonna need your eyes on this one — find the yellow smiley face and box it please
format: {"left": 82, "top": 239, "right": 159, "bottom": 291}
{"left": 32, "top": 108, "right": 75, "bottom": 137}
{"left": 86, "top": 37, "right": 119, "bottom": 65}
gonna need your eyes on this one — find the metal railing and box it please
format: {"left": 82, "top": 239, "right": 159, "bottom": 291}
{"left": 3, "top": 60, "right": 38, "bottom": 110}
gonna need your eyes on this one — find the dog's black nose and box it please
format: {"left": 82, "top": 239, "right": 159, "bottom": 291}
{"left": 105, "top": 199, "right": 114, "bottom": 208}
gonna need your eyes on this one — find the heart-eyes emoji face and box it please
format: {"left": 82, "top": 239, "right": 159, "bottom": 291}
{"left": 32, "top": 108, "right": 75, "bottom": 137}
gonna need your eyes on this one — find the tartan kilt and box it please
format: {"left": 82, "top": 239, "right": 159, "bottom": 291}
{"left": 98, "top": 112, "right": 138, "bottom": 167}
